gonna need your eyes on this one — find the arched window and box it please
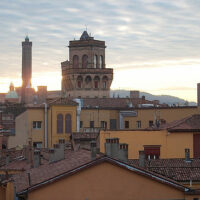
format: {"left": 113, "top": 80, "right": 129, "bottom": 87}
{"left": 57, "top": 114, "right": 63, "bottom": 133}
{"left": 99, "top": 55, "right": 103, "bottom": 68}
{"left": 73, "top": 55, "right": 79, "bottom": 68}
{"left": 65, "top": 114, "right": 72, "bottom": 134}
{"left": 77, "top": 76, "right": 83, "bottom": 89}
{"left": 94, "top": 76, "right": 100, "bottom": 89}
{"left": 94, "top": 55, "right": 98, "bottom": 68}
{"left": 85, "top": 76, "right": 92, "bottom": 89}
{"left": 102, "top": 76, "right": 108, "bottom": 89}
{"left": 82, "top": 55, "right": 88, "bottom": 68}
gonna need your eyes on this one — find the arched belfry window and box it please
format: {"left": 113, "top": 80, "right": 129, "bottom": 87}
{"left": 94, "top": 76, "right": 100, "bottom": 89}
{"left": 94, "top": 55, "right": 98, "bottom": 68}
{"left": 85, "top": 76, "right": 92, "bottom": 89}
{"left": 65, "top": 114, "right": 72, "bottom": 134}
{"left": 82, "top": 55, "right": 88, "bottom": 68}
{"left": 57, "top": 114, "right": 63, "bottom": 133}
{"left": 77, "top": 75, "right": 83, "bottom": 89}
{"left": 73, "top": 55, "right": 79, "bottom": 68}
{"left": 102, "top": 76, "right": 108, "bottom": 89}
{"left": 100, "top": 55, "right": 103, "bottom": 68}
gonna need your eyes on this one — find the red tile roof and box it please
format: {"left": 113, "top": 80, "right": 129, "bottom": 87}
{"left": 160, "top": 114, "right": 200, "bottom": 132}
{"left": 129, "top": 158, "right": 200, "bottom": 182}
{"left": 82, "top": 98, "right": 160, "bottom": 109}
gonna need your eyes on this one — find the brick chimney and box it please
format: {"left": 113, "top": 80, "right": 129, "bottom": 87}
{"left": 90, "top": 141, "right": 97, "bottom": 160}
{"left": 139, "top": 151, "right": 145, "bottom": 167}
{"left": 185, "top": 148, "right": 190, "bottom": 162}
{"left": 33, "top": 150, "right": 41, "bottom": 168}
{"left": 118, "top": 143, "right": 128, "bottom": 162}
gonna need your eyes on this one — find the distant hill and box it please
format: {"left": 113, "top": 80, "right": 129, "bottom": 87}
{"left": 110, "top": 90, "right": 197, "bottom": 106}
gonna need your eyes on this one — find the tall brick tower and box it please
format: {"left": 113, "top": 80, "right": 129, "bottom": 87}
{"left": 61, "top": 31, "right": 113, "bottom": 98}
{"left": 21, "top": 36, "right": 32, "bottom": 103}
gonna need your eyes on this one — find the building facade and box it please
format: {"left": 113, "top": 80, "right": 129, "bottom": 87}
{"left": 61, "top": 31, "right": 113, "bottom": 98}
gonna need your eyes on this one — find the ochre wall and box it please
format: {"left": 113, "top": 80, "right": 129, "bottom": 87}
{"left": 8, "top": 104, "right": 77, "bottom": 149}
{"left": 124, "top": 107, "right": 198, "bottom": 129}
{"left": 80, "top": 107, "right": 198, "bottom": 130}
{"left": 28, "top": 162, "right": 188, "bottom": 200}
{"left": 100, "top": 130, "right": 196, "bottom": 159}
{"left": 49, "top": 105, "right": 76, "bottom": 147}
{"left": 8, "top": 111, "right": 28, "bottom": 149}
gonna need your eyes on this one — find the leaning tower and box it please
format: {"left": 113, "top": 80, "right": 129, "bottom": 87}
{"left": 61, "top": 31, "right": 113, "bottom": 98}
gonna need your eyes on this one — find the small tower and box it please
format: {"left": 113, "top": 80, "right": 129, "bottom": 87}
{"left": 21, "top": 36, "right": 32, "bottom": 103}
{"left": 61, "top": 31, "right": 113, "bottom": 98}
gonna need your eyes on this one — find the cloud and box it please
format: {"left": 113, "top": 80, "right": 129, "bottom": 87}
{"left": 0, "top": 0, "right": 200, "bottom": 101}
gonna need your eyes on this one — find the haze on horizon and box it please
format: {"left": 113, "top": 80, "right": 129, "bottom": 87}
{"left": 0, "top": 0, "right": 200, "bottom": 102}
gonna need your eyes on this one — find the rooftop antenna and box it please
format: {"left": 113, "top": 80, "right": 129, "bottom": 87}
{"left": 85, "top": 24, "right": 88, "bottom": 31}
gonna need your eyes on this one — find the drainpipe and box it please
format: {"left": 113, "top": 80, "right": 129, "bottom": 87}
{"left": 44, "top": 103, "right": 48, "bottom": 148}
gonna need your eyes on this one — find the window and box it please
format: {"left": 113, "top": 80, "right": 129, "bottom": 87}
{"left": 77, "top": 76, "right": 83, "bottom": 89}
{"left": 94, "top": 81, "right": 98, "bottom": 89}
{"left": 73, "top": 55, "right": 79, "bottom": 68}
{"left": 136, "top": 120, "right": 141, "bottom": 128}
{"left": 78, "top": 80, "right": 82, "bottom": 88}
{"left": 65, "top": 114, "right": 72, "bottom": 134}
{"left": 90, "top": 121, "right": 94, "bottom": 128}
{"left": 33, "top": 142, "right": 42, "bottom": 148}
{"left": 103, "top": 81, "right": 107, "bottom": 89}
{"left": 82, "top": 54, "right": 88, "bottom": 68}
{"left": 149, "top": 120, "right": 154, "bottom": 127}
{"left": 57, "top": 114, "right": 63, "bottom": 133}
{"left": 94, "top": 55, "right": 98, "bottom": 68}
{"left": 99, "top": 55, "right": 103, "bottom": 68}
{"left": 144, "top": 145, "right": 160, "bottom": 159}
{"left": 102, "top": 76, "right": 108, "bottom": 89}
{"left": 101, "top": 121, "right": 107, "bottom": 129}
{"left": 110, "top": 119, "right": 117, "bottom": 130}
{"left": 125, "top": 121, "right": 129, "bottom": 128}
{"left": 80, "top": 121, "right": 83, "bottom": 128}
{"left": 33, "top": 121, "right": 42, "bottom": 129}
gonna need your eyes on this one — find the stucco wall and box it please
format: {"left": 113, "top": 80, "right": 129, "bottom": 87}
{"left": 100, "top": 130, "right": 195, "bottom": 159}
{"left": 28, "top": 162, "right": 187, "bottom": 200}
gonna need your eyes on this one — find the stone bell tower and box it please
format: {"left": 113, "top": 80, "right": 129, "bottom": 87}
{"left": 61, "top": 31, "right": 113, "bottom": 98}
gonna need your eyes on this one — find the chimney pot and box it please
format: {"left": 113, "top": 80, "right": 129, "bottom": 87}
{"left": 118, "top": 143, "right": 128, "bottom": 162}
{"left": 5, "top": 154, "right": 10, "bottom": 166}
{"left": 33, "top": 150, "right": 41, "bottom": 168}
{"left": 90, "top": 141, "right": 97, "bottom": 160}
{"left": 139, "top": 150, "right": 145, "bottom": 167}
{"left": 185, "top": 148, "right": 190, "bottom": 162}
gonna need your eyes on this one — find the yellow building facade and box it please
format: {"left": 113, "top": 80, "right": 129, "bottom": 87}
{"left": 100, "top": 129, "right": 198, "bottom": 159}
{"left": 80, "top": 106, "right": 199, "bottom": 130}
{"left": 8, "top": 99, "right": 77, "bottom": 148}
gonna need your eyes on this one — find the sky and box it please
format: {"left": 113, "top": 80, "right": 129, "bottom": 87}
{"left": 0, "top": 0, "right": 200, "bottom": 102}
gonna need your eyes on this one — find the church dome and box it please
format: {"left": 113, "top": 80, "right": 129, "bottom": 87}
{"left": 5, "top": 91, "right": 18, "bottom": 99}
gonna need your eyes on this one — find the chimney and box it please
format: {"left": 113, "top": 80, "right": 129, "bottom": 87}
{"left": 197, "top": 83, "right": 200, "bottom": 106}
{"left": 90, "top": 141, "right": 97, "bottom": 160}
{"left": 139, "top": 151, "right": 145, "bottom": 167}
{"left": 49, "top": 148, "right": 55, "bottom": 163}
{"left": 185, "top": 148, "right": 190, "bottom": 162}
{"left": 141, "top": 96, "right": 145, "bottom": 104}
{"left": 105, "top": 138, "right": 120, "bottom": 159}
{"left": 33, "top": 150, "right": 41, "bottom": 168}
{"left": 59, "top": 139, "right": 65, "bottom": 159}
{"left": 118, "top": 143, "right": 128, "bottom": 162}
{"left": 110, "top": 138, "right": 119, "bottom": 159}
{"left": 53, "top": 142, "right": 65, "bottom": 162}
{"left": 5, "top": 154, "right": 10, "bottom": 165}
{"left": 105, "top": 138, "right": 112, "bottom": 156}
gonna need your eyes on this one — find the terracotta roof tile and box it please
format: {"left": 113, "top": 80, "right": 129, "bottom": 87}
{"left": 129, "top": 158, "right": 200, "bottom": 182}
{"left": 160, "top": 114, "right": 200, "bottom": 131}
